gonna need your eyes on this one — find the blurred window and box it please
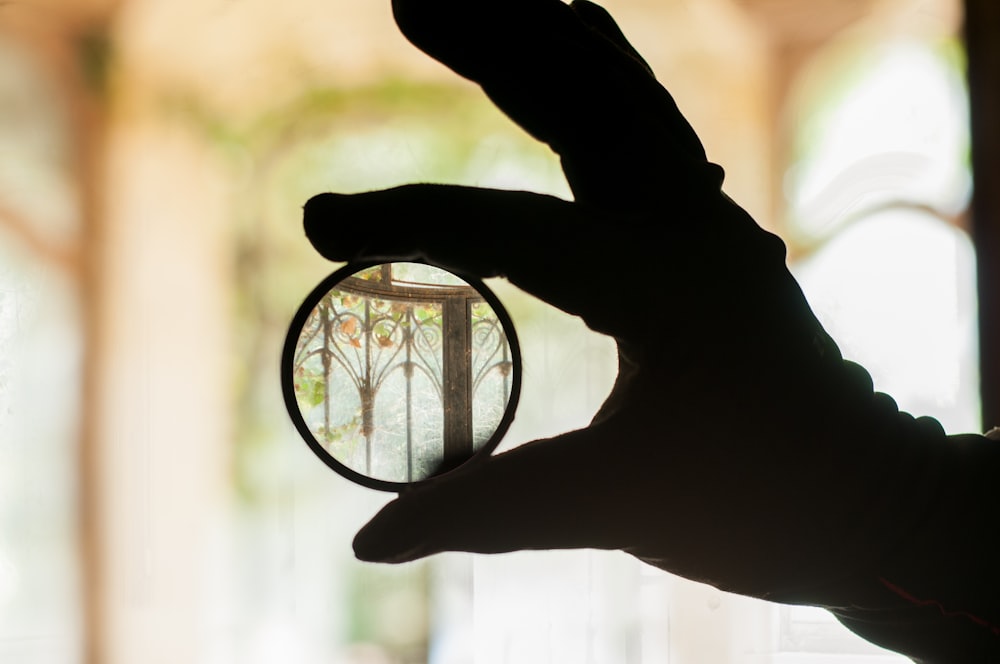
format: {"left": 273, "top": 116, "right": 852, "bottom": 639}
{"left": 0, "top": 37, "right": 83, "bottom": 663}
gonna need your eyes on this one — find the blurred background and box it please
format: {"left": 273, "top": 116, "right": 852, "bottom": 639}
{"left": 0, "top": 0, "right": 994, "bottom": 662}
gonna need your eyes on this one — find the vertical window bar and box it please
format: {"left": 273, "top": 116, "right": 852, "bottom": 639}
{"left": 362, "top": 295, "right": 374, "bottom": 475}
{"left": 441, "top": 295, "right": 472, "bottom": 466}
{"left": 405, "top": 306, "right": 414, "bottom": 482}
{"left": 321, "top": 300, "right": 333, "bottom": 443}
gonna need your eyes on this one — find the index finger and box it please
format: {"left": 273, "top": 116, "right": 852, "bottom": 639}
{"left": 303, "top": 185, "right": 644, "bottom": 338}
{"left": 391, "top": 0, "right": 713, "bottom": 209}
{"left": 303, "top": 183, "right": 729, "bottom": 344}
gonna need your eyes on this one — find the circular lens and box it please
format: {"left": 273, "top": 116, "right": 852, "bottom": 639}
{"left": 282, "top": 262, "right": 521, "bottom": 491}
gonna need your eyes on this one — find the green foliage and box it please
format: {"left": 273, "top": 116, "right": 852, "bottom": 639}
{"left": 294, "top": 367, "right": 326, "bottom": 408}
{"left": 471, "top": 300, "right": 494, "bottom": 319}
{"left": 76, "top": 27, "right": 114, "bottom": 98}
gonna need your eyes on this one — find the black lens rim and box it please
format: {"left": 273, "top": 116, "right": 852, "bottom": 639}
{"left": 281, "top": 261, "right": 522, "bottom": 491}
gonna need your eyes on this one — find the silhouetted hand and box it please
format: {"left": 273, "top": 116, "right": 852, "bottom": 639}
{"left": 301, "top": 3, "right": 1000, "bottom": 660}
{"left": 302, "top": 0, "right": 949, "bottom": 605}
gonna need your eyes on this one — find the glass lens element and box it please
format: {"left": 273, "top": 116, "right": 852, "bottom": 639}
{"left": 283, "top": 263, "right": 520, "bottom": 489}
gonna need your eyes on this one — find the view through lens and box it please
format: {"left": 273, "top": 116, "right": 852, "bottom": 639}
{"left": 289, "top": 263, "right": 517, "bottom": 485}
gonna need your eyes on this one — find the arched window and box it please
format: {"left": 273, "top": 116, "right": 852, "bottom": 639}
{"left": 788, "top": 36, "right": 978, "bottom": 432}
{"left": 779, "top": 34, "right": 977, "bottom": 660}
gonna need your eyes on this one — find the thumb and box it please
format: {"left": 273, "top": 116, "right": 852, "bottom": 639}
{"left": 352, "top": 424, "right": 635, "bottom": 563}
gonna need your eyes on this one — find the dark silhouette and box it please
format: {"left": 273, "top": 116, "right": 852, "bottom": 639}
{"left": 302, "top": 1, "right": 1000, "bottom": 661}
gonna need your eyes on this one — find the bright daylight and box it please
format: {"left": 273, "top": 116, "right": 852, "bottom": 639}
{"left": 0, "top": 0, "right": 993, "bottom": 663}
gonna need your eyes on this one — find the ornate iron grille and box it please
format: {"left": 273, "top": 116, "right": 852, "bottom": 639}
{"left": 292, "top": 264, "right": 513, "bottom": 483}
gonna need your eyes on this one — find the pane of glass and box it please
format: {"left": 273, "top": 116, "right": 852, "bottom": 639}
{"left": 391, "top": 262, "right": 468, "bottom": 287}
